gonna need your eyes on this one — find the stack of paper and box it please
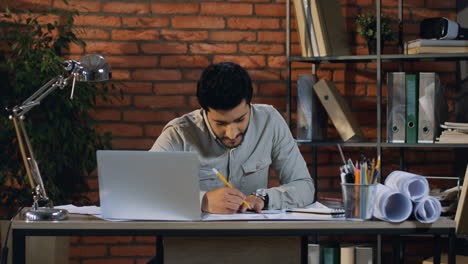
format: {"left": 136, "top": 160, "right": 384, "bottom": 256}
{"left": 436, "top": 122, "right": 468, "bottom": 143}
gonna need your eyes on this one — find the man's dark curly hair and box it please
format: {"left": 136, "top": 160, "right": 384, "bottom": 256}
{"left": 197, "top": 62, "right": 253, "bottom": 111}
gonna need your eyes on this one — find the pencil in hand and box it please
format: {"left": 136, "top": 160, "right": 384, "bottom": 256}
{"left": 212, "top": 168, "right": 252, "bottom": 209}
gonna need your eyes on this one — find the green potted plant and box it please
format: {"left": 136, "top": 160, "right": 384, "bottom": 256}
{"left": 356, "top": 12, "right": 394, "bottom": 54}
{"left": 0, "top": 4, "right": 114, "bottom": 218}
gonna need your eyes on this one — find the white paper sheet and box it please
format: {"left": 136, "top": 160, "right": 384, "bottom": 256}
{"left": 384, "top": 170, "right": 429, "bottom": 202}
{"left": 413, "top": 196, "right": 442, "bottom": 223}
{"left": 55, "top": 204, "right": 101, "bottom": 215}
{"left": 201, "top": 210, "right": 345, "bottom": 221}
{"left": 373, "top": 184, "right": 412, "bottom": 222}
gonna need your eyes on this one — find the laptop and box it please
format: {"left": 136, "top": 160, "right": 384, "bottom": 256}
{"left": 97, "top": 150, "right": 201, "bottom": 221}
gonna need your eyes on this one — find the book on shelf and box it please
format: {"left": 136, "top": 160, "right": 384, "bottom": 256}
{"left": 387, "top": 72, "right": 406, "bottom": 143}
{"left": 309, "top": 0, "right": 350, "bottom": 56}
{"left": 308, "top": 243, "right": 321, "bottom": 264}
{"left": 422, "top": 254, "right": 468, "bottom": 264}
{"left": 407, "top": 46, "right": 468, "bottom": 54}
{"left": 436, "top": 122, "right": 468, "bottom": 143}
{"left": 292, "top": 0, "right": 314, "bottom": 57}
{"left": 340, "top": 245, "right": 355, "bottom": 264}
{"left": 405, "top": 74, "right": 418, "bottom": 144}
{"left": 405, "top": 39, "right": 468, "bottom": 54}
{"left": 322, "top": 243, "right": 340, "bottom": 264}
{"left": 313, "top": 79, "right": 364, "bottom": 142}
{"left": 355, "top": 245, "right": 374, "bottom": 264}
{"left": 406, "top": 39, "right": 468, "bottom": 48}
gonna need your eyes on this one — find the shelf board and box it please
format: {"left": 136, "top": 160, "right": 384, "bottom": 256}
{"left": 296, "top": 141, "right": 468, "bottom": 148}
{"left": 289, "top": 53, "right": 468, "bottom": 64}
{"left": 296, "top": 141, "right": 377, "bottom": 147}
{"left": 381, "top": 143, "right": 468, "bottom": 148}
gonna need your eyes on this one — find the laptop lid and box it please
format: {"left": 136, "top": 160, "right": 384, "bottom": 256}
{"left": 97, "top": 150, "right": 201, "bottom": 221}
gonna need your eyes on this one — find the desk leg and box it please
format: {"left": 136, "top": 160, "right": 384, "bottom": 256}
{"left": 392, "top": 235, "right": 403, "bottom": 264}
{"left": 434, "top": 234, "right": 441, "bottom": 264}
{"left": 301, "top": 236, "right": 308, "bottom": 264}
{"left": 377, "top": 234, "right": 382, "bottom": 264}
{"left": 157, "top": 236, "right": 164, "bottom": 264}
{"left": 12, "top": 229, "right": 26, "bottom": 264}
{"left": 448, "top": 231, "right": 456, "bottom": 264}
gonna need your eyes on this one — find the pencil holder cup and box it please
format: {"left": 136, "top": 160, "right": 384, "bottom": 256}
{"left": 341, "top": 183, "right": 377, "bottom": 220}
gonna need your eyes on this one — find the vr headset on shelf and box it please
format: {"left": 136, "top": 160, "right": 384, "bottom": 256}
{"left": 420, "top": 17, "right": 468, "bottom": 40}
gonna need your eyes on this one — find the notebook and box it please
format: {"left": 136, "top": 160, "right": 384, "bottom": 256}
{"left": 97, "top": 150, "right": 201, "bottom": 221}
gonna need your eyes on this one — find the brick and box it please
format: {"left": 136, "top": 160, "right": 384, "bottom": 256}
{"left": 69, "top": 245, "right": 107, "bottom": 258}
{"left": 135, "top": 236, "right": 157, "bottom": 243}
{"left": 228, "top": 17, "right": 279, "bottom": 30}
{"left": 132, "top": 69, "right": 182, "bottom": 81}
{"left": 213, "top": 55, "right": 266, "bottom": 68}
{"left": 96, "top": 95, "right": 131, "bottom": 107}
{"left": 1, "top": 0, "right": 51, "bottom": 12}
{"left": 427, "top": 0, "right": 456, "bottom": 8}
{"left": 258, "top": 31, "right": 285, "bottom": 43}
{"left": 144, "top": 125, "right": 165, "bottom": 137}
{"left": 172, "top": 16, "right": 225, "bottom": 29}
{"left": 188, "top": 96, "right": 201, "bottom": 109}
{"left": 66, "top": 42, "right": 84, "bottom": 54}
{"left": 85, "top": 42, "right": 138, "bottom": 55}
{"left": 161, "top": 30, "right": 209, "bottom": 41}
{"left": 74, "top": 15, "right": 121, "bottom": 27}
{"left": 97, "top": 123, "right": 143, "bottom": 137}
{"left": 201, "top": 3, "right": 252, "bottom": 16}
{"left": 411, "top": 9, "right": 456, "bottom": 22}
{"left": 248, "top": 69, "right": 281, "bottom": 81}
{"left": 105, "top": 56, "right": 158, "bottom": 68}
{"left": 81, "top": 236, "right": 133, "bottom": 244}
{"left": 111, "top": 82, "right": 152, "bottom": 94}
{"left": 141, "top": 43, "right": 188, "bottom": 54}
{"left": 210, "top": 31, "right": 256, "bottom": 42}
{"left": 154, "top": 82, "right": 197, "bottom": 95}
{"left": 133, "top": 95, "right": 186, "bottom": 108}
{"left": 53, "top": 1, "right": 101, "bottom": 12}
{"left": 75, "top": 28, "right": 110, "bottom": 40}
{"left": 111, "top": 138, "right": 155, "bottom": 150}
{"left": 111, "top": 69, "right": 131, "bottom": 80}
{"left": 122, "top": 17, "right": 170, "bottom": 28}
{"left": 255, "top": 4, "right": 285, "bottom": 17}
{"left": 190, "top": 43, "right": 237, "bottom": 54}
{"left": 183, "top": 69, "right": 204, "bottom": 81}
{"left": 123, "top": 110, "right": 177, "bottom": 123}
{"left": 90, "top": 109, "right": 121, "bottom": 121}
{"left": 239, "top": 43, "right": 284, "bottom": 54}
{"left": 103, "top": 2, "right": 150, "bottom": 14}
{"left": 160, "top": 55, "right": 210, "bottom": 68}
{"left": 110, "top": 245, "right": 156, "bottom": 256}
{"left": 82, "top": 259, "right": 134, "bottom": 264}
{"left": 251, "top": 97, "right": 285, "bottom": 110}
{"left": 85, "top": 178, "right": 99, "bottom": 190}
{"left": 151, "top": 3, "right": 199, "bottom": 14}
{"left": 112, "top": 29, "right": 159, "bottom": 41}
{"left": 258, "top": 83, "right": 286, "bottom": 96}
{"left": 267, "top": 56, "right": 286, "bottom": 68}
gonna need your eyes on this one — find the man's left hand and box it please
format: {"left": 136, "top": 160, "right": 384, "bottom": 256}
{"left": 239, "top": 195, "right": 264, "bottom": 213}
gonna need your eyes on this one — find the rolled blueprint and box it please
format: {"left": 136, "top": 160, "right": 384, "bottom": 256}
{"left": 413, "top": 196, "right": 442, "bottom": 223}
{"left": 373, "top": 184, "right": 413, "bottom": 222}
{"left": 384, "top": 170, "right": 429, "bottom": 202}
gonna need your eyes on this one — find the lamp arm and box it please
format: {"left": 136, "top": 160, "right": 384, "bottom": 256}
{"left": 9, "top": 74, "right": 72, "bottom": 209}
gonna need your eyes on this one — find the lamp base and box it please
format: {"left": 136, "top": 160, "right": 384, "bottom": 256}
{"left": 23, "top": 207, "right": 68, "bottom": 221}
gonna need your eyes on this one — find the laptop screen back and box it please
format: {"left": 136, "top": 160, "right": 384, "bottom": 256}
{"left": 97, "top": 150, "right": 201, "bottom": 221}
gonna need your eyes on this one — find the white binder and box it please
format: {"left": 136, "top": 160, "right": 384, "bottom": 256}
{"left": 387, "top": 72, "right": 406, "bottom": 143}
{"left": 418, "top": 72, "right": 447, "bottom": 143}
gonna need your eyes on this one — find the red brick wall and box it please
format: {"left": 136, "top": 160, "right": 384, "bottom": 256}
{"left": 2, "top": 0, "right": 458, "bottom": 263}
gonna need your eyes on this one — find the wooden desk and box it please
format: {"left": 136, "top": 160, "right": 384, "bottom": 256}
{"left": 11, "top": 213, "right": 457, "bottom": 264}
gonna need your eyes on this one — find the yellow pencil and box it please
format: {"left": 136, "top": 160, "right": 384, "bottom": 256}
{"left": 212, "top": 168, "right": 252, "bottom": 209}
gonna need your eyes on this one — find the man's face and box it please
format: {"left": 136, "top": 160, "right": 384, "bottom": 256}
{"left": 206, "top": 100, "right": 250, "bottom": 148}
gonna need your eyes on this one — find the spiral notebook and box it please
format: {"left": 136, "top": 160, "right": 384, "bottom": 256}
{"left": 286, "top": 201, "right": 345, "bottom": 216}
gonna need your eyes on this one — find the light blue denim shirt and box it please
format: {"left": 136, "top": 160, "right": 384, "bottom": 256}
{"left": 150, "top": 104, "right": 315, "bottom": 209}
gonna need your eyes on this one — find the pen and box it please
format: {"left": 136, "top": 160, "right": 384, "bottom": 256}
{"left": 212, "top": 168, "right": 252, "bottom": 209}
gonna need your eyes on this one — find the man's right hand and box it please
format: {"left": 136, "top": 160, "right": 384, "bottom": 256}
{"left": 201, "top": 187, "right": 246, "bottom": 214}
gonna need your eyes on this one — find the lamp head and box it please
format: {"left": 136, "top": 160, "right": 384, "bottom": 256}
{"left": 75, "top": 54, "right": 112, "bottom": 82}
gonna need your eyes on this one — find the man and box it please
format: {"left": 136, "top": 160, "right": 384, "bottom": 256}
{"left": 150, "top": 62, "right": 314, "bottom": 214}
